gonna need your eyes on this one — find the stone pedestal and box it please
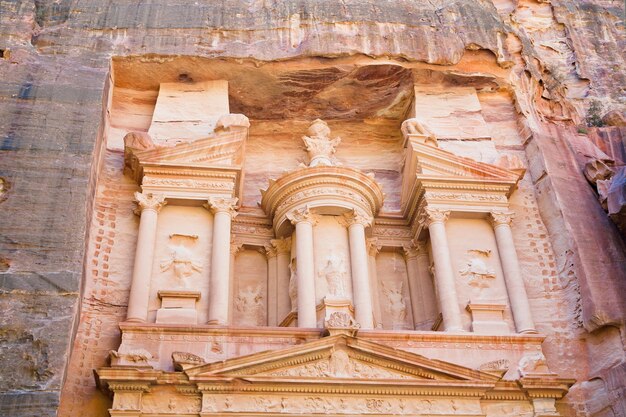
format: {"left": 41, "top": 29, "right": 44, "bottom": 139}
{"left": 318, "top": 297, "right": 359, "bottom": 335}
{"left": 466, "top": 303, "right": 510, "bottom": 334}
{"left": 155, "top": 290, "right": 201, "bottom": 325}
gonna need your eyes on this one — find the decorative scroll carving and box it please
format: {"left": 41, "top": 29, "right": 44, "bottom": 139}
{"left": 261, "top": 356, "right": 411, "bottom": 380}
{"left": 382, "top": 281, "right": 407, "bottom": 328}
{"left": 288, "top": 258, "right": 298, "bottom": 312}
{"left": 460, "top": 249, "right": 496, "bottom": 289}
{"left": 287, "top": 206, "right": 318, "bottom": 225}
{"left": 142, "top": 178, "right": 234, "bottom": 190}
{"left": 425, "top": 192, "right": 506, "bottom": 203}
{"left": 320, "top": 255, "right": 347, "bottom": 299}
{"left": 172, "top": 351, "right": 206, "bottom": 371}
{"left": 302, "top": 119, "right": 341, "bottom": 167}
{"left": 235, "top": 286, "right": 263, "bottom": 326}
{"left": 133, "top": 192, "right": 166, "bottom": 215}
{"left": 419, "top": 207, "right": 450, "bottom": 227}
{"left": 490, "top": 210, "right": 515, "bottom": 227}
{"left": 325, "top": 312, "right": 360, "bottom": 331}
{"left": 479, "top": 358, "right": 510, "bottom": 372}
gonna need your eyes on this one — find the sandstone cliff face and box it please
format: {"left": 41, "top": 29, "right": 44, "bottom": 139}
{"left": 0, "top": 1, "right": 624, "bottom": 417}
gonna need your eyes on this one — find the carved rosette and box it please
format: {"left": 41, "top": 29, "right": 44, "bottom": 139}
{"left": 204, "top": 197, "right": 238, "bottom": 218}
{"left": 133, "top": 192, "right": 167, "bottom": 215}
{"left": 419, "top": 207, "right": 450, "bottom": 227}
{"left": 261, "top": 166, "right": 383, "bottom": 235}
{"left": 490, "top": 210, "right": 515, "bottom": 228}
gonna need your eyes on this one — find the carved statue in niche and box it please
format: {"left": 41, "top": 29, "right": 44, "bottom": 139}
{"left": 302, "top": 119, "right": 341, "bottom": 167}
{"left": 235, "top": 286, "right": 263, "bottom": 326}
{"left": 160, "top": 234, "right": 202, "bottom": 289}
{"left": 289, "top": 258, "right": 298, "bottom": 311}
{"left": 382, "top": 281, "right": 407, "bottom": 328}
{"left": 460, "top": 249, "right": 496, "bottom": 290}
{"left": 320, "top": 254, "right": 347, "bottom": 299}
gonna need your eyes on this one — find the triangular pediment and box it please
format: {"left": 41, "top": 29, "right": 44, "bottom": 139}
{"left": 185, "top": 334, "right": 499, "bottom": 384}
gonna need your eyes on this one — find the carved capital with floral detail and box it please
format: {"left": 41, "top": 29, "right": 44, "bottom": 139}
{"left": 133, "top": 192, "right": 166, "bottom": 215}
{"left": 204, "top": 197, "right": 238, "bottom": 218}
{"left": 419, "top": 207, "right": 450, "bottom": 227}
{"left": 270, "top": 237, "right": 292, "bottom": 254}
{"left": 341, "top": 209, "right": 373, "bottom": 228}
{"left": 366, "top": 238, "right": 382, "bottom": 257}
{"left": 402, "top": 240, "right": 428, "bottom": 259}
{"left": 287, "top": 206, "right": 318, "bottom": 226}
{"left": 489, "top": 211, "right": 515, "bottom": 228}
{"left": 230, "top": 238, "right": 244, "bottom": 256}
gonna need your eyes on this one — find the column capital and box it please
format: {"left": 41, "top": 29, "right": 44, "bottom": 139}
{"left": 490, "top": 210, "right": 515, "bottom": 227}
{"left": 264, "top": 244, "right": 277, "bottom": 258}
{"left": 287, "top": 206, "right": 318, "bottom": 226}
{"left": 270, "top": 237, "right": 292, "bottom": 254}
{"left": 230, "top": 238, "right": 244, "bottom": 256}
{"left": 366, "top": 238, "right": 382, "bottom": 257}
{"left": 341, "top": 209, "right": 373, "bottom": 228}
{"left": 419, "top": 207, "right": 450, "bottom": 227}
{"left": 204, "top": 196, "right": 238, "bottom": 217}
{"left": 402, "top": 240, "right": 428, "bottom": 259}
{"left": 133, "top": 192, "right": 166, "bottom": 215}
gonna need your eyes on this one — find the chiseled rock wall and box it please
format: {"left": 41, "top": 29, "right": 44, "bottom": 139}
{"left": 0, "top": 1, "right": 624, "bottom": 416}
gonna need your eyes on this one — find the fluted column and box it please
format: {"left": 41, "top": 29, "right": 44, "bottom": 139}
{"left": 127, "top": 192, "right": 166, "bottom": 323}
{"left": 343, "top": 210, "right": 374, "bottom": 329}
{"left": 204, "top": 197, "right": 238, "bottom": 325}
{"left": 366, "top": 238, "right": 383, "bottom": 329}
{"left": 421, "top": 208, "right": 463, "bottom": 332}
{"left": 287, "top": 207, "right": 317, "bottom": 328}
{"left": 490, "top": 211, "right": 537, "bottom": 334}
{"left": 270, "top": 237, "right": 292, "bottom": 324}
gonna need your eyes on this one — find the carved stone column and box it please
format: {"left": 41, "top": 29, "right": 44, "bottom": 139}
{"left": 343, "top": 210, "right": 375, "bottom": 329}
{"left": 490, "top": 211, "right": 537, "bottom": 334}
{"left": 270, "top": 237, "right": 292, "bottom": 324}
{"left": 421, "top": 208, "right": 463, "bottom": 332}
{"left": 403, "top": 240, "right": 438, "bottom": 330}
{"left": 264, "top": 243, "right": 278, "bottom": 326}
{"left": 366, "top": 238, "right": 383, "bottom": 329}
{"left": 127, "top": 192, "right": 166, "bottom": 323}
{"left": 228, "top": 238, "right": 243, "bottom": 324}
{"left": 287, "top": 207, "right": 317, "bottom": 328}
{"left": 204, "top": 197, "right": 238, "bottom": 325}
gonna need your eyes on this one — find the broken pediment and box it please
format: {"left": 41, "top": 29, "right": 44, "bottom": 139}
{"left": 124, "top": 113, "right": 249, "bottom": 185}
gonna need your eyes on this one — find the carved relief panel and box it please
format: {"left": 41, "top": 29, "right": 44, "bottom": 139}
{"left": 376, "top": 251, "right": 413, "bottom": 330}
{"left": 148, "top": 205, "right": 212, "bottom": 323}
{"left": 312, "top": 215, "right": 353, "bottom": 305}
{"left": 233, "top": 248, "right": 268, "bottom": 326}
{"left": 445, "top": 217, "right": 514, "bottom": 332}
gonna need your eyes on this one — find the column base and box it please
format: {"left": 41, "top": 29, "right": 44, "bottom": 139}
{"left": 156, "top": 290, "right": 200, "bottom": 325}
{"left": 466, "top": 302, "right": 510, "bottom": 334}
